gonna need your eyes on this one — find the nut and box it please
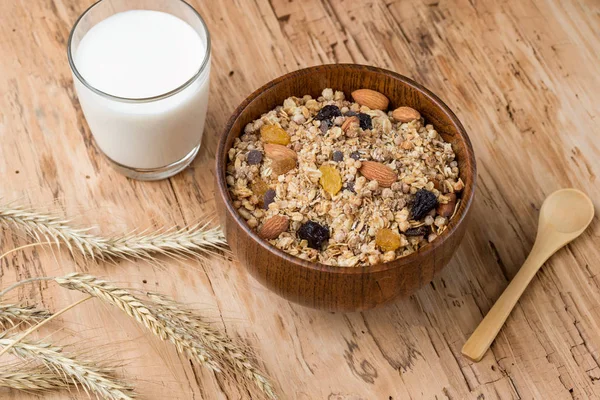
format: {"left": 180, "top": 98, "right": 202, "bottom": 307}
{"left": 401, "top": 141, "right": 414, "bottom": 150}
{"left": 392, "top": 106, "right": 421, "bottom": 123}
{"left": 258, "top": 215, "right": 289, "bottom": 239}
{"left": 359, "top": 161, "right": 397, "bottom": 188}
{"left": 264, "top": 143, "right": 298, "bottom": 161}
{"left": 341, "top": 116, "right": 359, "bottom": 132}
{"left": 351, "top": 89, "right": 389, "bottom": 110}
{"left": 436, "top": 193, "right": 457, "bottom": 217}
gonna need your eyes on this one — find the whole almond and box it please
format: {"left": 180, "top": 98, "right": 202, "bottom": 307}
{"left": 341, "top": 116, "right": 359, "bottom": 132}
{"left": 264, "top": 144, "right": 297, "bottom": 175}
{"left": 437, "top": 193, "right": 457, "bottom": 217}
{"left": 392, "top": 106, "right": 421, "bottom": 123}
{"left": 351, "top": 89, "right": 389, "bottom": 110}
{"left": 258, "top": 215, "right": 289, "bottom": 239}
{"left": 359, "top": 161, "right": 397, "bottom": 188}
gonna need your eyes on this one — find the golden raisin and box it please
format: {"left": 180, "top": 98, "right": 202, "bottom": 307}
{"left": 260, "top": 124, "right": 291, "bottom": 145}
{"left": 319, "top": 165, "right": 342, "bottom": 195}
{"left": 250, "top": 179, "right": 269, "bottom": 198}
{"left": 375, "top": 228, "right": 402, "bottom": 252}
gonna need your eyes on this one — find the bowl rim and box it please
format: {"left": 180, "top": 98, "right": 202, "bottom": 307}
{"left": 216, "top": 63, "right": 476, "bottom": 275}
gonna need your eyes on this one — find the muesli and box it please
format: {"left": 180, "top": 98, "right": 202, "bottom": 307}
{"left": 226, "top": 88, "right": 463, "bottom": 267}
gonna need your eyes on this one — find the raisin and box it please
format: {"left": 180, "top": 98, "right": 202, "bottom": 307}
{"left": 246, "top": 150, "right": 263, "bottom": 165}
{"left": 350, "top": 151, "right": 361, "bottom": 160}
{"left": 411, "top": 189, "right": 438, "bottom": 220}
{"left": 260, "top": 124, "right": 290, "bottom": 145}
{"left": 319, "top": 165, "right": 342, "bottom": 195}
{"left": 320, "top": 119, "right": 331, "bottom": 134}
{"left": 250, "top": 179, "right": 269, "bottom": 198}
{"left": 263, "top": 189, "right": 276, "bottom": 210}
{"left": 297, "top": 221, "right": 330, "bottom": 250}
{"left": 358, "top": 113, "right": 373, "bottom": 130}
{"left": 376, "top": 228, "right": 402, "bottom": 252}
{"left": 344, "top": 110, "right": 358, "bottom": 117}
{"left": 315, "top": 105, "right": 342, "bottom": 121}
{"left": 405, "top": 226, "right": 430, "bottom": 237}
{"left": 332, "top": 151, "right": 344, "bottom": 162}
{"left": 344, "top": 182, "right": 356, "bottom": 193}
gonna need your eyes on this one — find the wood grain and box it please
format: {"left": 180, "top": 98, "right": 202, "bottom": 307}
{"left": 1, "top": 0, "right": 599, "bottom": 398}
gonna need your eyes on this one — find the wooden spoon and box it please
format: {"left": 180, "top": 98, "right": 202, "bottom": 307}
{"left": 462, "top": 188, "right": 594, "bottom": 362}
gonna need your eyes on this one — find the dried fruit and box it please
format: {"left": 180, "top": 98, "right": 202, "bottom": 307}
{"left": 405, "top": 226, "right": 429, "bottom": 237}
{"left": 246, "top": 150, "right": 263, "bottom": 165}
{"left": 251, "top": 179, "right": 269, "bottom": 198}
{"left": 376, "top": 228, "right": 402, "bottom": 251}
{"left": 344, "top": 110, "right": 358, "bottom": 117}
{"left": 359, "top": 161, "right": 397, "bottom": 188}
{"left": 315, "top": 105, "right": 342, "bottom": 121}
{"left": 297, "top": 221, "right": 330, "bottom": 249}
{"left": 341, "top": 116, "right": 359, "bottom": 133}
{"left": 411, "top": 189, "right": 438, "bottom": 220}
{"left": 436, "top": 193, "right": 457, "bottom": 217}
{"left": 358, "top": 113, "right": 372, "bottom": 130}
{"left": 344, "top": 182, "right": 356, "bottom": 193}
{"left": 351, "top": 89, "right": 389, "bottom": 110}
{"left": 259, "top": 215, "right": 289, "bottom": 239}
{"left": 260, "top": 124, "right": 290, "bottom": 145}
{"left": 350, "top": 151, "right": 361, "bottom": 160}
{"left": 320, "top": 119, "right": 332, "bottom": 134}
{"left": 263, "top": 189, "right": 277, "bottom": 210}
{"left": 319, "top": 165, "right": 342, "bottom": 195}
{"left": 392, "top": 106, "right": 421, "bottom": 123}
{"left": 332, "top": 151, "right": 344, "bottom": 162}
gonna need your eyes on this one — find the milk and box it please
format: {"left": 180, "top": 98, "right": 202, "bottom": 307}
{"left": 73, "top": 10, "right": 210, "bottom": 171}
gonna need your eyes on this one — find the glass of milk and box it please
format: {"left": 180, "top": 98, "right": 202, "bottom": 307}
{"left": 68, "top": 0, "right": 211, "bottom": 180}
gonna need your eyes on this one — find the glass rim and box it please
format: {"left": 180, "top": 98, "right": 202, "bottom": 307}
{"left": 67, "top": 0, "right": 211, "bottom": 103}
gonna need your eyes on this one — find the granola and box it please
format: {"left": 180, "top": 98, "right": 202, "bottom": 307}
{"left": 226, "top": 88, "right": 463, "bottom": 267}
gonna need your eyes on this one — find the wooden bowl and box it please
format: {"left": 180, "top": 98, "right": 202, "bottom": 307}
{"left": 215, "top": 64, "right": 476, "bottom": 312}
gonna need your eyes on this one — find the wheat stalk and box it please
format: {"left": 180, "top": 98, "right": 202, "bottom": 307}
{"left": 53, "top": 273, "right": 277, "bottom": 399}
{"left": 0, "top": 363, "right": 69, "bottom": 392}
{"left": 0, "top": 204, "right": 228, "bottom": 261}
{"left": 0, "top": 334, "right": 136, "bottom": 399}
{"left": 54, "top": 273, "right": 220, "bottom": 372}
{"left": 149, "top": 293, "right": 277, "bottom": 399}
{"left": 0, "top": 303, "right": 51, "bottom": 329}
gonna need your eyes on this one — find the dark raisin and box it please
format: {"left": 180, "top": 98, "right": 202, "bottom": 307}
{"left": 404, "top": 226, "right": 430, "bottom": 237}
{"left": 315, "top": 105, "right": 342, "bottom": 121}
{"left": 246, "top": 150, "right": 263, "bottom": 165}
{"left": 263, "top": 189, "right": 276, "bottom": 210}
{"left": 358, "top": 113, "right": 372, "bottom": 130}
{"left": 344, "top": 110, "right": 358, "bottom": 117}
{"left": 297, "top": 221, "right": 330, "bottom": 250}
{"left": 344, "top": 182, "right": 356, "bottom": 193}
{"left": 350, "top": 151, "right": 361, "bottom": 160}
{"left": 411, "top": 189, "right": 438, "bottom": 220}
{"left": 332, "top": 151, "right": 344, "bottom": 162}
{"left": 320, "top": 119, "right": 331, "bottom": 134}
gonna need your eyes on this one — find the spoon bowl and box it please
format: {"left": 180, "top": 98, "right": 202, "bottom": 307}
{"left": 539, "top": 189, "right": 594, "bottom": 235}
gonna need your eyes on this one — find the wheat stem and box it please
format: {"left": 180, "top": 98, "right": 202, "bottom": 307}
{"left": 0, "top": 296, "right": 92, "bottom": 358}
{"left": 0, "top": 277, "right": 55, "bottom": 298}
{"left": 0, "top": 242, "right": 54, "bottom": 262}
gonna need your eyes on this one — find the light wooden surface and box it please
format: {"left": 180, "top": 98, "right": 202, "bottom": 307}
{"left": 1, "top": 0, "right": 598, "bottom": 399}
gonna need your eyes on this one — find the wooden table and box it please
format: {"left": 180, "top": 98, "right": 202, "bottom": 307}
{"left": 1, "top": 0, "right": 599, "bottom": 398}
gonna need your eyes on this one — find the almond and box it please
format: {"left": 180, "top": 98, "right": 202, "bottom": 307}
{"left": 359, "top": 161, "right": 397, "bottom": 188}
{"left": 392, "top": 106, "right": 421, "bottom": 123}
{"left": 341, "top": 116, "right": 359, "bottom": 132}
{"left": 351, "top": 89, "right": 389, "bottom": 110}
{"left": 436, "top": 193, "right": 457, "bottom": 217}
{"left": 264, "top": 144, "right": 297, "bottom": 176}
{"left": 258, "top": 215, "right": 289, "bottom": 239}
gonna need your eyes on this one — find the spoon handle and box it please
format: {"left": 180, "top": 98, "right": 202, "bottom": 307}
{"left": 461, "top": 242, "right": 553, "bottom": 362}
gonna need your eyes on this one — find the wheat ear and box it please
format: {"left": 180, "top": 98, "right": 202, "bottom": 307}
{"left": 0, "top": 204, "right": 228, "bottom": 261}
{"left": 0, "top": 303, "right": 51, "bottom": 329}
{"left": 148, "top": 293, "right": 276, "bottom": 399}
{"left": 54, "top": 273, "right": 221, "bottom": 372}
{"left": 0, "top": 334, "right": 136, "bottom": 399}
{"left": 0, "top": 363, "right": 69, "bottom": 392}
